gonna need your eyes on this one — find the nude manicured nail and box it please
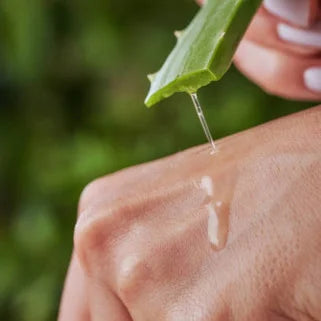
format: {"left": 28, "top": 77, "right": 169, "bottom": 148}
{"left": 277, "top": 22, "right": 321, "bottom": 48}
{"left": 264, "top": 0, "right": 310, "bottom": 27}
{"left": 304, "top": 67, "right": 321, "bottom": 93}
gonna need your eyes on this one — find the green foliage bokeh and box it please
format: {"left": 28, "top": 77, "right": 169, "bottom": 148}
{"left": 0, "top": 0, "right": 312, "bottom": 320}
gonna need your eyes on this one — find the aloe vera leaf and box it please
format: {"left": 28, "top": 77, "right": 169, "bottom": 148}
{"left": 145, "top": 0, "right": 262, "bottom": 107}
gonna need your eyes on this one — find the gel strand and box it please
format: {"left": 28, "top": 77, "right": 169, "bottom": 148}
{"left": 190, "top": 93, "right": 216, "bottom": 154}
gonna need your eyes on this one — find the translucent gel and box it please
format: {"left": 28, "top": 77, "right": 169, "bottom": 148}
{"left": 200, "top": 175, "right": 229, "bottom": 250}
{"left": 190, "top": 93, "right": 216, "bottom": 154}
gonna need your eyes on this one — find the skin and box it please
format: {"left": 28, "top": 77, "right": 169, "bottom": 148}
{"left": 59, "top": 107, "right": 321, "bottom": 321}
{"left": 59, "top": 3, "right": 321, "bottom": 321}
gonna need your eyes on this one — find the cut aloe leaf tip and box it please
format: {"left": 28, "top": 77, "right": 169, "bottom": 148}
{"left": 145, "top": 0, "right": 262, "bottom": 107}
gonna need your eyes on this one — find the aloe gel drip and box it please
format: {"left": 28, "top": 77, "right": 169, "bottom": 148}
{"left": 190, "top": 93, "right": 216, "bottom": 154}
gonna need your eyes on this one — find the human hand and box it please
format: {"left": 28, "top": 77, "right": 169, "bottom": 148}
{"left": 198, "top": 0, "right": 321, "bottom": 100}
{"left": 59, "top": 106, "right": 321, "bottom": 321}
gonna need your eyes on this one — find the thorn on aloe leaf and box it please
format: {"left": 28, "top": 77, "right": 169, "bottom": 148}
{"left": 147, "top": 73, "right": 157, "bottom": 82}
{"left": 174, "top": 30, "right": 184, "bottom": 39}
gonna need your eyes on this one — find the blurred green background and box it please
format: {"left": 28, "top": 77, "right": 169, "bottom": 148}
{"left": 0, "top": 0, "right": 313, "bottom": 320}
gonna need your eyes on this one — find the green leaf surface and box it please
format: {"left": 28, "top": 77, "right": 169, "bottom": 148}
{"left": 145, "top": 0, "right": 262, "bottom": 107}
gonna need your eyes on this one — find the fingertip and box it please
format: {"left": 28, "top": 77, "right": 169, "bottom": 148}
{"left": 304, "top": 67, "right": 321, "bottom": 93}
{"left": 234, "top": 40, "right": 321, "bottom": 101}
{"left": 58, "top": 255, "right": 90, "bottom": 321}
{"left": 263, "top": 0, "right": 310, "bottom": 27}
{"left": 277, "top": 22, "right": 321, "bottom": 49}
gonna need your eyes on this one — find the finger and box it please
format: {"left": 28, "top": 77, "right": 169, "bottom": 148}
{"left": 276, "top": 21, "right": 321, "bottom": 49}
{"left": 58, "top": 253, "right": 133, "bottom": 321}
{"left": 197, "top": 0, "right": 321, "bottom": 54}
{"left": 234, "top": 39, "right": 321, "bottom": 100}
{"left": 58, "top": 254, "right": 90, "bottom": 321}
{"left": 254, "top": 2, "right": 321, "bottom": 51}
{"left": 244, "top": 8, "right": 321, "bottom": 56}
{"left": 197, "top": 0, "right": 319, "bottom": 27}
{"left": 87, "top": 282, "right": 133, "bottom": 321}
{"left": 263, "top": 0, "right": 319, "bottom": 27}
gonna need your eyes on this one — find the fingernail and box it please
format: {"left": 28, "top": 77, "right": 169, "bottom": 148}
{"left": 277, "top": 22, "right": 321, "bottom": 48}
{"left": 304, "top": 67, "right": 321, "bottom": 93}
{"left": 264, "top": 0, "right": 310, "bottom": 27}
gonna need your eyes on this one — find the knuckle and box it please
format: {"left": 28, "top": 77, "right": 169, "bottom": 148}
{"left": 74, "top": 177, "right": 125, "bottom": 274}
{"left": 78, "top": 176, "right": 106, "bottom": 214}
{"left": 74, "top": 203, "right": 115, "bottom": 274}
{"left": 73, "top": 160, "right": 177, "bottom": 284}
{"left": 74, "top": 185, "right": 152, "bottom": 277}
{"left": 117, "top": 252, "right": 152, "bottom": 304}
